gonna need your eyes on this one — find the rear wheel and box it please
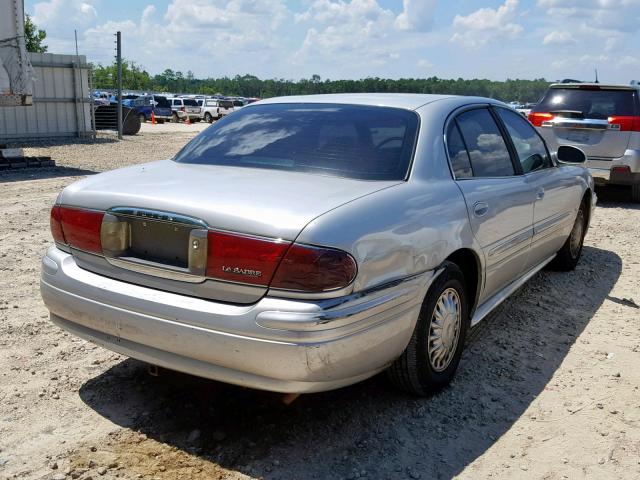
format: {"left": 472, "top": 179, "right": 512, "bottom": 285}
{"left": 204, "top": 112, "right": 213, "bottom": 123}
{"left": 549, "top": 201, "right": 587, "bottom": 271}
{"left": 172, "top": 113, "right": 179, "bottom": 123}
{"left": 387, "top": 261, "right": 469, "bottom": 395}
{"left": 631, "top": 184, "right": 640, "bottom": 203}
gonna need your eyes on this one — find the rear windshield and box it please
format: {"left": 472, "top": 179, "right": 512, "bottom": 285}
{"left": 183, "top": 99, "right": 198, "bottom": 106}
{"left": 218, "top": 100, "right": 233, "bottom": 108}
{"left": 174, "top": 103, "right": 419, "bottom": 180}
{"left": 154, "top": 96, "right": 170, "bottom": 107}
{"left": 534, "top": 88, "right": 637, "bottom": 119}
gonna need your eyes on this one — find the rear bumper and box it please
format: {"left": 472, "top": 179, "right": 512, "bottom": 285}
{"left": 40, "top": 247, "right": 432, "bottom": 393}
{"left": 588, "top": 149, "right": 640, "bottom": 185}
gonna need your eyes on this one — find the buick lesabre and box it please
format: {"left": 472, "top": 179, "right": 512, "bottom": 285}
{"left": 41, "top": 94, "right": 596, "bottom": 395}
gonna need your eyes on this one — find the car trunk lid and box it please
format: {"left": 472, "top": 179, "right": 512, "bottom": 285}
{"left": 58, "top": 160, "right": 400, "bottom": 303}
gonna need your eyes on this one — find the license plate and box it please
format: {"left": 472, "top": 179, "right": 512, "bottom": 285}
{"left": 565, "top": 130, "right": 590, "bottom": 143}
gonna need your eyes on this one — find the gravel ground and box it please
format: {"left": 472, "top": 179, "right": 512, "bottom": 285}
{"left": 1, "top": 131, "right": 639, "bottom": 480}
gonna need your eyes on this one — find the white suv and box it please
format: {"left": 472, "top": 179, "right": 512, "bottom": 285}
{"left": 168, "top": 97, "right": 201, "bottom": 123}
{"left": 196, "top": 97, "right": 223, "bottom": 123}
{"left": 530, "top": 83, "right": 640, "bottom": 201}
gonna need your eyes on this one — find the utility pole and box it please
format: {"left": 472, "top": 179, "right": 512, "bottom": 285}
{"left": 116, "top": 31, "right": 122, "bottom": 139}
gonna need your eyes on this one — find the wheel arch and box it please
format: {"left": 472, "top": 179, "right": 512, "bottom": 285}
{"left": 443, "top": 248, "right": 482, "bottom": 316}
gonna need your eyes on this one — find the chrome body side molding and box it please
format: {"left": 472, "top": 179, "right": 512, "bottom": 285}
{"left": 471, "top": 254, "right": 556, "bottom": 326}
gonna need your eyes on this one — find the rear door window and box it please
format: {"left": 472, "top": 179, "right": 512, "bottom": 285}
{"left": 154, "top": 96, "right": 170, "bottom": 107}
{"left": 455, "top": 108, "right": 515, "bottom": 177}
{"left": 496, "top": 108, "right": 552, "bottom": 173}
{"left": 183, "top": 99, "right": 198, "bottom": 106}
{"left": 534, "top": 88, "right": 637, "bottom": 119}
{"left": 446, "top": 122, "right": 473, "bottom": 178}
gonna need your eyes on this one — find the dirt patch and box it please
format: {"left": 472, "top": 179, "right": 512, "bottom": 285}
{"left": 1, "top": 134, "right": 639, "bottom": 480}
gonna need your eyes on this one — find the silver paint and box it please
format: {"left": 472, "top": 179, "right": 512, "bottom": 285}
{"left": 41, "top": 93, "right": 595, "bottom": 393}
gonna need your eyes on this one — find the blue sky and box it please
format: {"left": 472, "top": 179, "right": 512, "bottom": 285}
{"left": 26, "top": 0, "right": 640, "bottom": 83}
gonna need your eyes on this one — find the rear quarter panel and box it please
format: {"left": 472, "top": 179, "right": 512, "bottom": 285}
{"left": 296, "top": 179, "right": 478, "bottom": 293}
{"left": 296, "top": 99, "right": 485, "bottom": 294}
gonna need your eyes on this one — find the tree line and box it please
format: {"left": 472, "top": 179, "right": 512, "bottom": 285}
{"left": 91, "top": 60, "right": 551, "bottom": 103}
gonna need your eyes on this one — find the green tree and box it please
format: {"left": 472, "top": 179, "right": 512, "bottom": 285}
{"left": 91, "top": 60, "right": 152, "bottom": 90}
{"left": 24, "top": 14, "right": 47, "bottom": 53}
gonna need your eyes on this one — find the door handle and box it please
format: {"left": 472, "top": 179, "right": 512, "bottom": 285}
{"left": 473, "top": 201, "right": 489, "bottom": 217}
{"left": 536, "top": 188, "right": 545, "bottom": 200}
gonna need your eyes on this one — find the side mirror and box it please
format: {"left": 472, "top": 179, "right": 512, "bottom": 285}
{"left": 557, "top": 145, "right": 586, "bottom": 164}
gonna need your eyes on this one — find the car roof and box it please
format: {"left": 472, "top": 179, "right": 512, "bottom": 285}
{"left": 257, "top": 93, "right": 460, "bottom": 111}
{"left": 549, "top": 82, "right": 639, "bottom": 91}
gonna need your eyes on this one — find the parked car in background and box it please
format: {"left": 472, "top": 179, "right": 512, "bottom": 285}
{"left": 196, "top": 97, "right": 222, "bottom": 123}
{"left": 231, "top": 98, "right": 247, "bottom": 112}
{"left": 217, "top": 99, "right": 234, "bottom": 117}
{"left": 132, "top": 95, "right": 172, "bottom": 124}
{"left": 41, "top": 94, "right": 594, "bottom": 396}
{"left": 168, "top": 97, "right": 201, "bottom": 123}
{"left": 530, "top": 83, "right": 640, "bottom": 201}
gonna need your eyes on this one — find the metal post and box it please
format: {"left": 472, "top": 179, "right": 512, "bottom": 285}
{"left": 74, "top": 30, "right": 87, "bottom": 138}
{"left": 116, "top": 31, "right": 122, "bottom": 139}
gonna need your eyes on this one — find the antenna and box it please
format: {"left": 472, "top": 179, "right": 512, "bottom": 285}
{"left": 595, "top": 68, "right": 599, "bottom": 84}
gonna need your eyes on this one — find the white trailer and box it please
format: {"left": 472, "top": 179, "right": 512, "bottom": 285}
{"left": 0, "top": 0, "right": 34, "bottom": 106}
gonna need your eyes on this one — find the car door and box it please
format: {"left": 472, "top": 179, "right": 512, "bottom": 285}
{"left": 495, "top": 107, "right": 583, "bottom": 267}
{"left": 447, "top": 107, "right": 535, "bottom": 301}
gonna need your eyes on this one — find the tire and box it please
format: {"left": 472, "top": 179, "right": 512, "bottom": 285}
{"left": 139, "top": 114, "right": 146, "bottom": 123}
{"left": 632, "top": 184, "right": 640, "bottom": 203}
{"left": 172, "top": 113, "right": 179, "bottom": 123}
{"left": 387, "top": 261, "right": 470, "bottom": 396}
{"left": 549, "top": 201, "right": 587, "bottom": 271}
{"left": 204, "top": 113, "right": 213, "bottom": 123}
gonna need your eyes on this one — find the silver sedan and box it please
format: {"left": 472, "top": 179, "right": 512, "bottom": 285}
{"left": 41, "top": 94, "right": 596, "bottom": 395}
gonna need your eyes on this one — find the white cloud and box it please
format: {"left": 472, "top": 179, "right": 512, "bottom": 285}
{"left": 294, "top": 0, "right": 398, "bottom": 67}
{"left": 537, "top": 0, "right": 640, "bottom": 34}
{"left": 542, "top": 30, "right": 575, "bottom": 45}
{"left": 395, "top": 0, "right": 437, "bottom": 32}
{"left": 77, "top": 0, "right": 290, "bottom": 72}
{"left": 417, "top": 58, "right": 433, "bottom": 68}
{"left": 451, "top": 0, "right": 523, "bottom": 48}
{"left": 30, "top": 0, "right": 99, "bottom": 52}
{"left": 32, "top": 0, "right": 97, "bottom": 27}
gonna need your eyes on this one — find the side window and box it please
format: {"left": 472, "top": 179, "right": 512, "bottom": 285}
{"left": 456, "top": 108, "right": 515, "bottom": 177}
{"left": 497, "top": 108, "right": 552, "bottom": 173}
{"left": 446, "top": 122, "right": 473, "bottom": 178}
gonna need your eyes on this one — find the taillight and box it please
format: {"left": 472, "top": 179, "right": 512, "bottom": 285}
{"left": 206, "top": 231, "right": 290, "bottom": 286}
{"left": 204, "top": 231, "right": 357, "bottom": 292}
{"left": 51, "top": 206, "right": 104, "bottom": 254}
{"left": 50, "top": 205, "right": 66, "bottom": 245}
{"left": 607, "top": 116, "right": 640, "bottom": 132}
{"left": 181, "top": 106, "right": 185, "bottom": 112}
{"left": 270, "top": 244, "right": 357, "bottom": 292}
{"left": 528, "top": 112, "right": 554, "bottom": 127}
{"left": 611, "top": 165, "right": 631, "bottom": 174}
